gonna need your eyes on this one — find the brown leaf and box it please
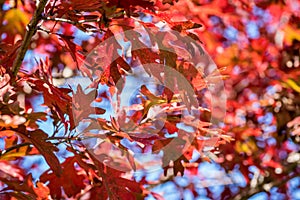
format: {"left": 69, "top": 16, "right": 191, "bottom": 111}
{"left": 171, "top": 21, "right": 202, "bottom": 32}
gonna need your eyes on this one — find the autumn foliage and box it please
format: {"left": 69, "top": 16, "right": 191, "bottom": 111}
{"left": 0, "top": 0, "right": 299, "bottom": 199}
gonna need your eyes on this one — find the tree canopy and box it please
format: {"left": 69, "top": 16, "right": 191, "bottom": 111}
{"left": 0, "top": 0, "right": 299, "bottom": 199}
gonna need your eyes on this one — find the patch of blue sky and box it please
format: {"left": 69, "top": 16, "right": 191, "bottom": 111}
{"left": 279, "top": 150, "right": 288, "bottom": 160}
{"left": 150, "top": 181, "right": 182, "bottom": 200}
{"left": 286, "top": 139, "right": 299, "bottom": 151}
{"left": 249, "top": 93, "right": 258, "bottom": 100}
{"left": 144, "top": 195, "right": 157, "bottom": 200}
{"left": 184, "top": 189, "right": 195, "bottom": 200}
{"left": 257, "top": 141, "right": 266, "bottom": 148}
{"left": 252, "top": 102, "right": 261, "bottom": 111}
{"left": 65, "top": 76, "right": 93, "bottom": 90}
{"left": 290, "top": 188, "right": 300, "bottom": 200}
{"left": 249, "top": 165, "right": 259, "bottom": 174}
{"left": 209, "top": 16, "right": 221, "bottom": 25}
{"left": 212, "top": 187, "right": 225, "bottom": 199}
{"left": 55, "top": 25, "right": 65, "bottom": 35}
{"left": 198, "top": 161, "right": 223, "bottom": 175}
{"left": 140, "top": 13, "right": 153, "bottom": 23}
{"left": 229, "top": 184, "right": 239, "bottom": 195}
{"left": 196, "top": 162, "right": 234, "bottom": 197}
{"left": 73, "top": 28, "right": 94, "bottom": 45}
{"left": 249, "top": 192, "right": 268, "bottom": 200}
{"left": 195, "top": 187, "right": 207, "bottom": 197}
{"left": 144, "top": 167, "right": 163, "bottom": 182}
{"left": 263, "top": 125, "right": 276, "bottom": 134}
{"left": 144, "top": 195, "right": 156, "bottom": 200}
{"left": 117, "top": 40, "right": 131, "bottom": 58}
{"left": 2, "top": 3, "right": 10, "bottom": 10}
{"left": 177, "top": 122, "right": 195, "bottom": 133}
{"left": 266, "top": 137, "right": 277, "bottom": 146}
{"left": 165, "top": 131, "right": 178, "bottom": 138}
{"left": 133, "top": 151, "right": 162, "bottom": 172}
{"left": 218, "top": 121, "right": 226, "bottom": 128}
{"left": 1, "top": 32, "right": 7, "bottom": 40}
{"left": 195, "top": 197, "right": 211, "bottom": 200}
{"left": 266, "top": 85, "right": 278, "bottom": 95}
{"left": 253, "top": 6, "right": 265, "bottom": 17}
{"left": 57, "top": 145, "right": 71, "bottom": 164}
{"left": 38, "top": 115, "right": 54, "bottom": 134}
{"left": 212, "top": 26, "right": 225, "bottom": 36}
{"left": 29, "top": 94, "right": 45, "bottom": 111}
{"left": 230, "top": 166, "right": 247, "bottom": 187}
{"left": 289, "top": 177, "right": 300, "bottom": 190}
{"left": 31, "top": 93, "right": 70, "bottom": 138}
{"left": 253, "top": 6, "right": 272, "bottom": 25}
{"left": 120, "top": 138, "right": 142, "bottom": 153}
{"left": 246, "top": 21, "right": 260, "bottom": 39}
{"left": 175, "top": 176, "right": 189, "bottom": 187}
{"left": 0, "top": 138, "right": 4, "bottom": 150}
{"left": 190, "top": 149, "right": 201, "bottom": 162}
{"left": 258, "top": 112, "right": 273, "bottom": 125}
{"left": 288, "top": 177, "right": 300, "bottom": 199}
{"left": 269, "top": 191, "right": 286, "bottom": 200}
{"left": 23, "top": 50, "right": 47, "bottom": 73}
{"left": 224, "top": 26, "right": 238, "bottom": 41}
{"left": 20, "top": 155, "right": 48, "bottom": 180}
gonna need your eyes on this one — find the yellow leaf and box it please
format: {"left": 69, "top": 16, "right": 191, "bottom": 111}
{"left": 1, "top": 151, "right": 27, "bottom": 160}
{"left": 0, "top": 145, "right": 32, "bottom": 160}
{"left": 285, "top": 79, "right": 300, "bottom": 93}
{"left": 283, "top": 24, "right": 300, "bottom": 45}
{"left": 215, "top": 44, "right": 239, "bottom": 67}
{"left": 235, "top": 140, "right": 257, "bottom": 155}
{"left": 3, "top": 8, "right": 30, "bottom": 35}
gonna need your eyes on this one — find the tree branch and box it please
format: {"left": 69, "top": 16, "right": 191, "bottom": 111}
{"left": 232, "top": 165, "right": 299, "bottom": 200}
{"left": 0, "top": 142, "right": 31, "bottom": 157}
{"left": 0, "top": 136, "right": 79, "bottom": 157}
{"left": 11, "top": 0, "right": 49, "bottom": 77}
{"left": 42, "top": 16, "right": 101, "bottom": 25}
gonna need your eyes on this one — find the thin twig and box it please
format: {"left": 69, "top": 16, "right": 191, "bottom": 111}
{"left": 46, "top": 136, "right": 78, "bottom": 141}
{"left": 41, "top": 17, "right": 105, "bottom": 33}
{"left": 0, "top": 142, "right": 31, "bottom": 157}
{"left": 42, "top": 16, "right": 101, "bottom": 25}
{"left": 0, "top": 135, "right": 79, "bottom": 157}
{"left": 232, "top": 167, "right": 299, "bottom": 200}
{"left": 11, "top": 0, "right": 49, "bottom": 77}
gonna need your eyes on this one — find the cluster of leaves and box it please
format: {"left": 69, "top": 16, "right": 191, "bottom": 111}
{"left": 156, "top": 0, "right": 300, "bottom": 199}
{"left": 0, "top": 0, "right": 299, "bottom": 200}
{"left": 0, "top": 0, "right": 231, "bottom": 199}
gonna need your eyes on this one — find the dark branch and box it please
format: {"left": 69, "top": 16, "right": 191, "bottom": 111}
{"left": 11, "top": 0, "right": 49, "bottom": 77}
{"left": 0, "top": 142, "right": 31, "bottom": 157}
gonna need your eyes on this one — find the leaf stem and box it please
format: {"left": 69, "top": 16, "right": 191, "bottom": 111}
{"left": 11, "top": 0, "right": 49, "bottom": 77}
